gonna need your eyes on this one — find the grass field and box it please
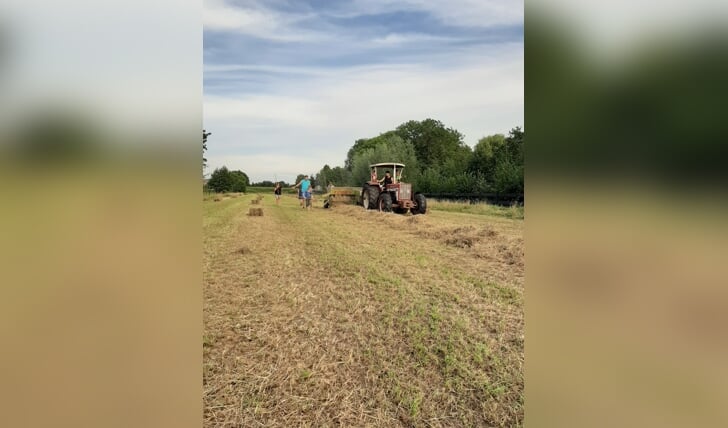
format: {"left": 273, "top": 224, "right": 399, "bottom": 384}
{"left": 203, "top": 193, "right": 524, "bottom": 427}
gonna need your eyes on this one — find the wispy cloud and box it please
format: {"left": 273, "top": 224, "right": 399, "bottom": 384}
{"left": 331, "top": 0, "right": 523, "bottom": 27}
{"left": 203, "top": 0, "right": 324, "bottom": 41}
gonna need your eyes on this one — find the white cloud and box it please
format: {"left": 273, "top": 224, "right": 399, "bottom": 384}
{"left": 206, "top": 153, "right": 328, "bottom": 184}
{"left": 204, "top": 45, "right": 523, "bottom": 183}
{"left": 205, "top": 95, "right": 326, "bottom": 128}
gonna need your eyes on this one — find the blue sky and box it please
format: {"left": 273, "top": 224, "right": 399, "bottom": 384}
{"left": 204, "top": 0, "right": 523, "bottom": 183}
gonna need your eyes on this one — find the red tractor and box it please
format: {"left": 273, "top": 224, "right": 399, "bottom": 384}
{"left": 360, "top": 162, "right": 427, "bottom": 214}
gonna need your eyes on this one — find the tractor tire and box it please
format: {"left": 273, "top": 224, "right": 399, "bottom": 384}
{"left": 412, "top": 193, "right": 427, "bottom": 215}
{"left": 378, "top": 192, "right": 393, "bottom": 212}
{"left": 362, "top": 185, "right": 380, "bottom": 210}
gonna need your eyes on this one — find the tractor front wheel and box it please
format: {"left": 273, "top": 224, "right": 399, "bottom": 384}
{"left": 412, "top": 193, "right": 427, "bottom": 215}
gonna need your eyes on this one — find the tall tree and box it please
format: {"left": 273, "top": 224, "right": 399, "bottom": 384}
{"left": 203, "top": 129, "right": 211, "bottom": 170}
{"left": 207, "top": 166, "right": 232, "bottom": 193}
{"left": 350, "top": 135, "right": 419, "bottom": 185}
{"left": 330, "top": 166, "right": 352, "bottom": 186}
{"left": 470, "top": 134, "right": 506, "bottom": 176}
{"left": 394, "top": 119, "right": 466, "bottom": 169}
{"left": 492, "top": 127, "right": 524, "bottom": 194}
{"left": 230, "top": 170, "right": 249, "bottom": 193}
{"left": 345, "top": 131, "right": 400, "bottom": 171}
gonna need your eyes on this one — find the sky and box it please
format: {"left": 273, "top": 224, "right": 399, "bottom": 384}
{"left": 203, "top": 0, "right": 524, "bottom": 184}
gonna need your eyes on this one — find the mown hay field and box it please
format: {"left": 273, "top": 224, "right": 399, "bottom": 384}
{"left": 203, "top": 193, "right": 524, "bottom": 427}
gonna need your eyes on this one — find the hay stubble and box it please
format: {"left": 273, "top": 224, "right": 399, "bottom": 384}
{"left": 204, "top": 195, "right": 523, "bottom": 427}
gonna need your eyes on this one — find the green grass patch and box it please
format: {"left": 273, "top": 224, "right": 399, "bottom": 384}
{"left": 429, "top": 199, "right": 524, "bottom": 219}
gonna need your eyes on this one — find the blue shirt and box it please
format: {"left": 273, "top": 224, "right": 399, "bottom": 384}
{"left": 301, "top": 179, "right": 311, "bottom": 193}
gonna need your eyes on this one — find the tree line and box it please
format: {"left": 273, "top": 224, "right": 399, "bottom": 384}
{"left": 316, "top": 118, "right": 524, "bottom": 195}
{"left": 202, "top": 119, "right": 524, "bottom": 196}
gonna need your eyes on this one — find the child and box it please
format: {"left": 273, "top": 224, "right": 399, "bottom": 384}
{"left": 304, "top": 186, "right": 313, "bottom": 210}
{"left": 273, "top": 182, "right": 282, "bottom": 205}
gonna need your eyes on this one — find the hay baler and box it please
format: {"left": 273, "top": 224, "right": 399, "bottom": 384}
{"left": 322, "top": 186, "right": 360, "bottom": 208}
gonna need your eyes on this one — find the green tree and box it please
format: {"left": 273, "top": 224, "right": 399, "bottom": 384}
{"left": 316, "top": 165, "right": 332, "bottom": 190}
{"left": 350, "top": 135, "right": 419, "bottom": 186}
{"left": 330, "top": 166, "right": 352, "bottom": 186}
{"left": 230, "top": 170, "right": 249, "bottom": 193}
{"left": 469, "top": 134, "right": 505, "bottom": 177}
{"left": 490, "top": 127, "right": 524, "bottom": 194}
{"left": 344, "top": 131, "right": 399, "bottom": 171}
{"left": 394, "top": 119, "right": 466, "bottom": 170}
{"left": 207, "top": 166, "right": 232, "bottom": 193}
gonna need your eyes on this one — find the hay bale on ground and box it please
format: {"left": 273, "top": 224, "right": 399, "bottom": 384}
{"left": 251, "top": 199, "right": 260, "bottom": 205}
{"left": 249, "top": 208, "right": 263, "bottom": 216}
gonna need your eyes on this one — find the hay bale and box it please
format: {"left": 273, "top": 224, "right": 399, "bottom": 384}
{"left": 249, "top": 207, "right": 263, "bottom": 216}
{"left": 251, "top": 199, "right": 260, "bottom": 205}
{"left": 213, "top": 197, "right": 222, "bottom": 202}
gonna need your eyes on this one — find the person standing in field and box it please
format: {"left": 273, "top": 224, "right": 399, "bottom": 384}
{"left": 273, "top": 182, "right": 282, "bottom": 205}
{"left": 292, "top": 175, "right": 311, "bottom": 209}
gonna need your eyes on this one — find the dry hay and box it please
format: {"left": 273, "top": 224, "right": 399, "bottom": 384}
{"left": 248, "top": 207, "right": 263, "bottom": 216}
{"left": 250, "top": 199, "right": 260, "bottom": 205}
{"left": 213, "top": 196, "right": 223, "bottom": 202}
{"left": 233, "top": 246, "right": 251, "bottom": 255}
{"left": 331, "top": 205, "right": 523, "bottom": 268}
{"left": 204, "top": 200, "right": 524, "bottom": 427}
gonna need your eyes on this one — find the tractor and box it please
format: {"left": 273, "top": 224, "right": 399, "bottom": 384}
{"left": 360, "top": 162, "right": 427, "bottom": 214}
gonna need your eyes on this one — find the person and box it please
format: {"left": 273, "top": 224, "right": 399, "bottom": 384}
{"left": 292, "top": 175, "right": 311, "bottom": 209}
{"left": 273, "top": 182, "right": 282, "bottom": 205}
{"left": 378, "top": 171, "right": 393, "bottom": 187}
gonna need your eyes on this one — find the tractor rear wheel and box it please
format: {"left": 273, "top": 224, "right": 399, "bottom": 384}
{"left": 362, "top": 185, "right": 380, "bottom": 210}
{"left": 412, "top": 193, "right": 427, "bottom": 215}
{"left": 378, "top": 193, "right": 392, "bottom": 212}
